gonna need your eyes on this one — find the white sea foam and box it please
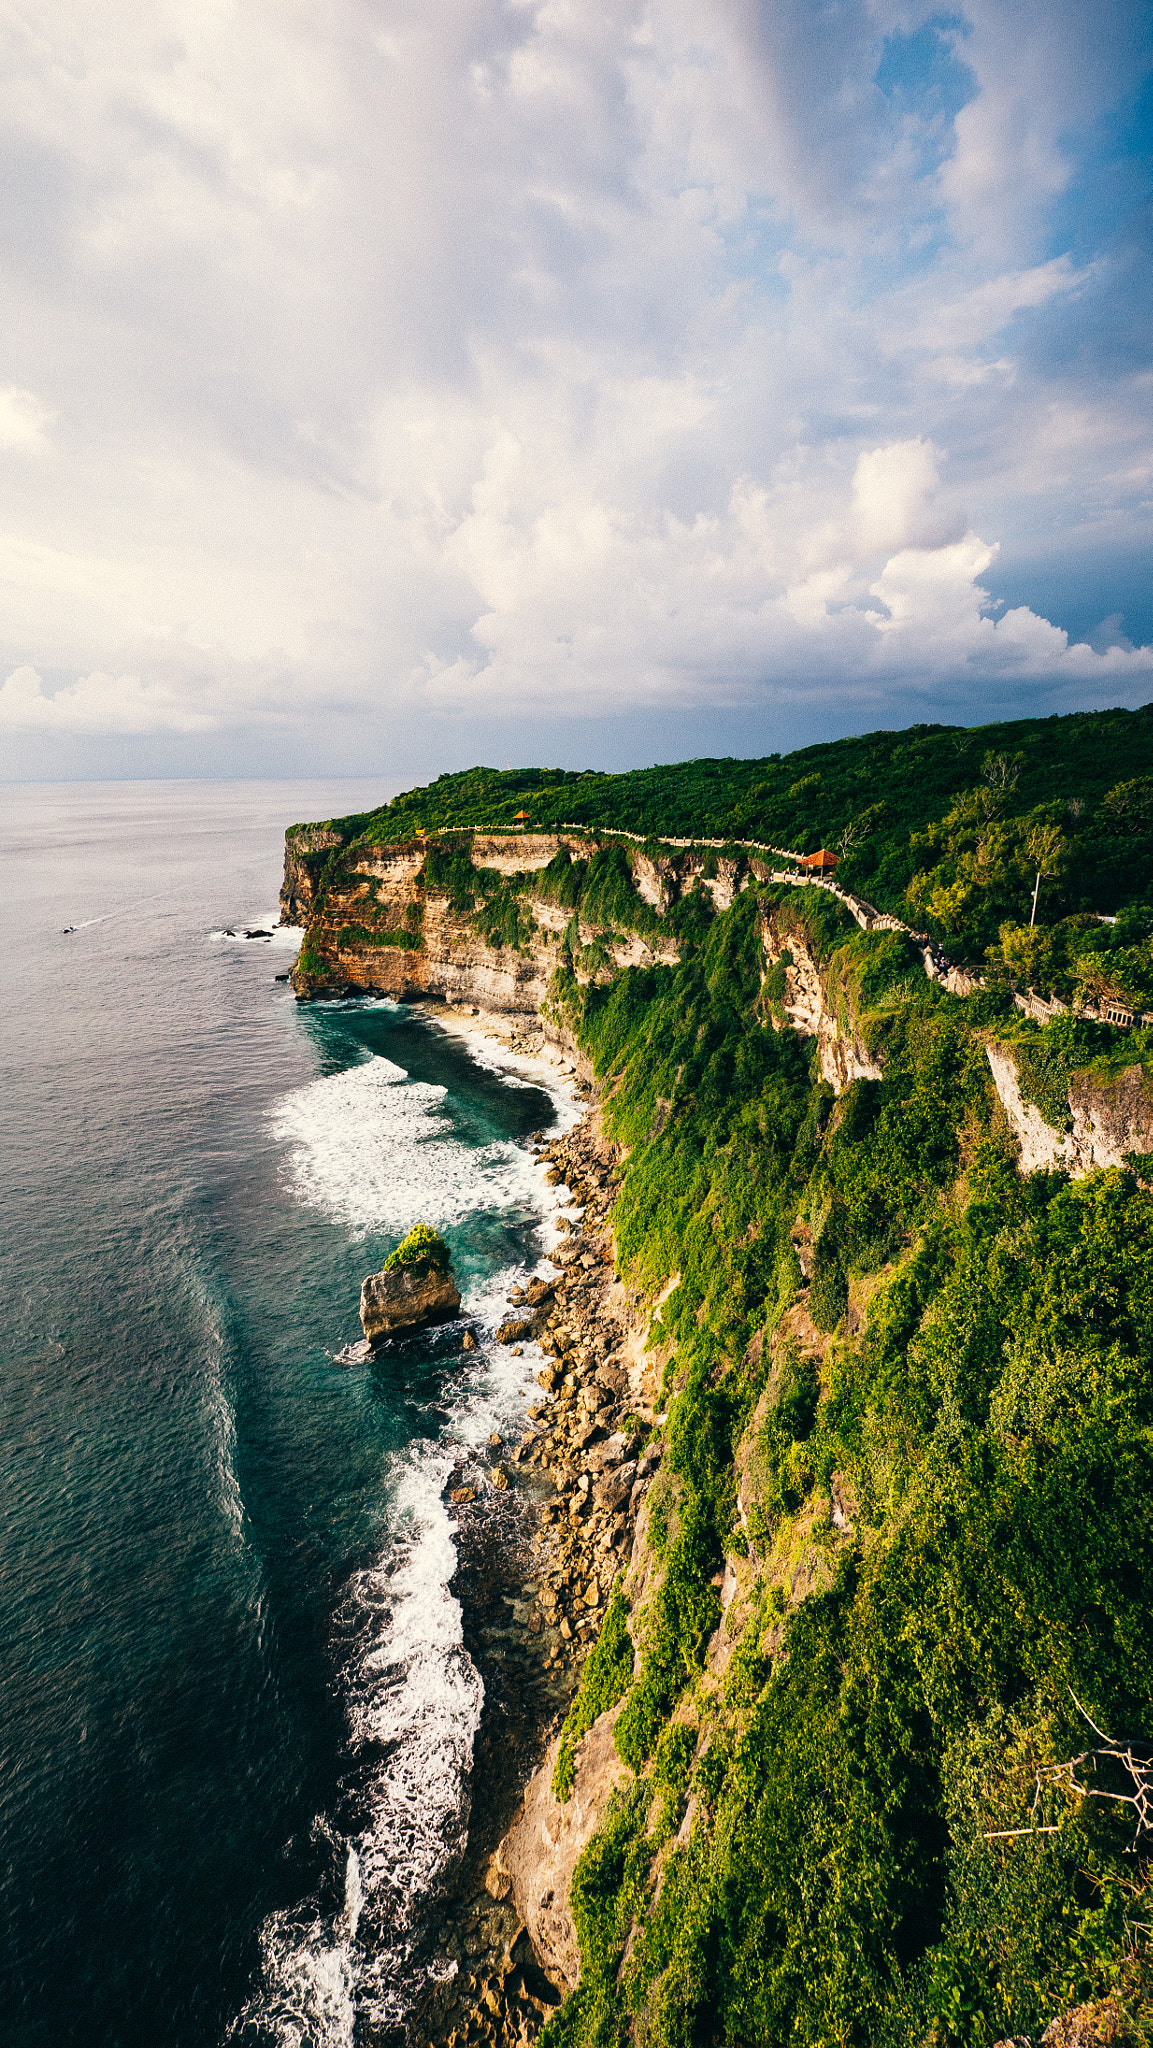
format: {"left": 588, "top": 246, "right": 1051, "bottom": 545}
{"left": 231, "top": 1829, "right": 360, "bottom": 2048}
{"left": 212, "top": 913, "right": 302, "bottom": 950}
{"left": 236, "top": 1023, "right": 579, "bottom": 2041}
{"left": 234, "top": 1453, "right": 484, "bottom": 2045}
{"left": 269, "top": 1051, "right": 550, "bottom": 1241}
{"left": 346, "top": 1449, "right": 485, "bottom": 2027}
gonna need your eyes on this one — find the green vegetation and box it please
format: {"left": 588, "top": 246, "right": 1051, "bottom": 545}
{"left": 287, "top": 710, "right": 1153, "bottom": 2042}
{"left": 295, "top": 931, "right": 328, "bottom": 978}
{"left": 290, "top": 706, "right": 1153, "bottom": 967}
{"left": 989, "top": 903, "right": 1153, "bottom": 1014}
{"left": 382, "top": 1223, "right": 451, "bottom": 1272}
{"left": 534, "top": 874, "right": 1153, "bottom": 2048}
{"left": 289, "top": 707, "right": 1153, "bottom": 994}
{"left": 430, "top": 838, "right": 668, "bottom": 960}
{"left": 553, "top": 1587, "right": 635, "bottom": 1800}
{"left": 335, "top": 921, "right": 422, "bottom": 951}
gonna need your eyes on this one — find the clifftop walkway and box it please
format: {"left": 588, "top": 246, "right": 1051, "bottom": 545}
{"left": 557, "top": 820, "right": 953, "bottom": 976}
{"left": 557, "top": 821, "right": 1152, "bottom": 1029}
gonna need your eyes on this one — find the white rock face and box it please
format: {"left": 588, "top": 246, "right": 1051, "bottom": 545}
{"left": 761, "top": 916, "right": 884, "bottom": 1094}
{"left": 504, "top": 1705, "right": 631, "bottom": 1992}
{"left": 985, "top": 1043, "right": 1153, "bottom": 1177}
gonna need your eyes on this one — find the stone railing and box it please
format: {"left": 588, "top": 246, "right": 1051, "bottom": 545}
{"left": 1015, "top": 988, "right": 1153, "bottom": 1031}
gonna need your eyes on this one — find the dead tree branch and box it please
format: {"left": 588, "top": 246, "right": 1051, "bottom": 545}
{"left": 984, "top": 1694, "right": 1153, "bottom": 1854}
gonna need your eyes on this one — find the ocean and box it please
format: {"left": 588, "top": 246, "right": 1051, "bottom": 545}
{"left": 0, "top": 779, "right": 575, "bottom": 2048}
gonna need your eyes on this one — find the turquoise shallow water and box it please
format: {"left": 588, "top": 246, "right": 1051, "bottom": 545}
{"left": 0, "top": 780, "right": 570, "bottom": 2048}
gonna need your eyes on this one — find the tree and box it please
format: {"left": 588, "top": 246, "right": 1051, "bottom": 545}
{"left": 1102, "top": 778, "right": 1153, "bottom": 837}
{"left": 1026, "top": 824, "right": 1066, "bottom": 926}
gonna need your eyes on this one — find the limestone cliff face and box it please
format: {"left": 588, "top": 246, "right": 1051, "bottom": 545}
{"left": 281, "top": 825, "right": 897, "bottom": 1097}
{"left": 287, "top": 854, "right": 633, "bottom": 1030}
{"left": 280, "top": 825, "right": 347, "bottom": 924}
{"left": 759, "top": 906, "right": 883, "bottom": 1094}
{"left": 277, "top": 828, "right": 753, "bottom": 1024}
{"left": 986, "top": 1044, "right": 1153, "bottom": 1177}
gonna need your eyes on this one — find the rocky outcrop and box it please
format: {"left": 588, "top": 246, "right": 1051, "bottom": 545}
{"left": 409, "top": 1115, "right": 658, "bottom": 2048}
{"left": 280, "top": 831, "right": 340, "bottom": 924}
{"left": 282, "top": 828, "right": 686, "bottom": 1024}
{"left": 360, "top": 1257, "right": 461, "bottom": 1341}
{"left": 279, "top": 827, "right": 812, "bottom": 1027}
{"left": 760, "top": 907, "right": 883, "bottom": 1094}
{"left": 1039, "top": 1998, "right": 1129, "bottom": 2047}
{"left": 986, "top": 1044, "right": 1153, "bottom": 1178}
{"left": 504, "top": 1707, "right": 630, "bottom": 1991}
{"left": 631, "top": 849, "right": 678, "bottom": 913}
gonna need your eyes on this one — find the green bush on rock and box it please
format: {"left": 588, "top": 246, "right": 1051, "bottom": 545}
{"left": 382, "top": 1223, "right": 451, "bottom": 1272}
{"left": 553, "top": 1587, "right": 634, "bottom": 1801}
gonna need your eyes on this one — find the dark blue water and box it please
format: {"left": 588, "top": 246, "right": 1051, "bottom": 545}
{"left": 0, "top": 780, "right": 572, "bottom": 2048}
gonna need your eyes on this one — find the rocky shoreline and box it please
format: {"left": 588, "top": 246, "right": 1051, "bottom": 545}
{"left": 406, "top": 1101, "right": 658, "bottom": 2048}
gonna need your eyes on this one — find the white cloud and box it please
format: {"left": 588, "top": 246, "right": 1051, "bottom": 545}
{"left": 867, "top": 536, "right": 1153, "bottom": 683}
{"left": 0, "top": 665, "right": 216, "bottom": 734}
{"left": 851, "top": 438, "right": 953, "bottom": 555}
{"left": 0, "top": 387, "right": 55, "bottom": 452}
{"left": 909, "top": 256, "right": 1091, "bottom": 353}
{"left": 0, "top": 1, "right": 1147, "bottom": 759}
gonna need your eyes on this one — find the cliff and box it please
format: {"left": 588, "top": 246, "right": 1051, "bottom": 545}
{"left": 985, "top": 1042, "right": 1153, "bottom": 1175}
{"left": 758, "top": 898, "right": 884, "bottom": 1093}
{"left": 281, "top": 798, "right": 1153, "bottom": 2048}
{"left": 277, "top": 825, "right": 776, "bottom": 1026}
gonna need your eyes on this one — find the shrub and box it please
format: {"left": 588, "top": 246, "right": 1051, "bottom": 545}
{"left": 382, "top": 1223, "right": 451, "bottom": 1272}
{"left": 336, "top": 922, "right": 422, "bottom": 950}
{"left": 553, "top": 1588, "right": 635, "bottom": 1802}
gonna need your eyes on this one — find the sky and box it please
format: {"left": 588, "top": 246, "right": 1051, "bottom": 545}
{"left": 0, "top": 0, "right": 1151, "bottom": 785}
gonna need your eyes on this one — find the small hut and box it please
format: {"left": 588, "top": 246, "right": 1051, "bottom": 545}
{"left": 512, "top": 809, "right": 531, "bottom": 830}
{"left": 799, "top": 848, "right": 839, "bottom": 874}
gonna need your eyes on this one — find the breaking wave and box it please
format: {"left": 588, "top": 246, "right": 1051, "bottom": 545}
{"left": 234, "top": 1026, "right": 576, "bottom": 2042}
{"left": 268, "top": 1051, "right": 548, "bottom": 1240}
{"left": 232, "top": 1452, "right": 481, "bottom": 2045}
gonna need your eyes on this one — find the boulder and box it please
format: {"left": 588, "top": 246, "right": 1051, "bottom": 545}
{"left": 587, "top": 1433, "right": 628, "bottom": 1471}
{"left": 503, "top": 1703, "right": 631, "bottom": 1991}
{"left": 360, "top": 1235, "right": 461, "bottom": 1343}
{"left": 592, "top": 1461, "right": 636, "bottom": 1513}
{"left": 497, "top": 1316, "right": 534, "bottom": 1345}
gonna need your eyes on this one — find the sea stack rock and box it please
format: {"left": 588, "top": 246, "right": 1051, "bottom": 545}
{"left": 360, "top": 1224, "right": 461, "bottom": 1344}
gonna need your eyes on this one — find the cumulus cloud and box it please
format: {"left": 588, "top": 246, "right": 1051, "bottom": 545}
{"left": 0, "top": 0, "right": 1147, "bottom": 763}
{"left": 0, "top": 665, "right": 216, "bottom": 734}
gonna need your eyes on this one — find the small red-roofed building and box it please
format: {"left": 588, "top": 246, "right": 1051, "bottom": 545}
{"left": 799, "top": 848, "right": 839, "bottom": 874}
